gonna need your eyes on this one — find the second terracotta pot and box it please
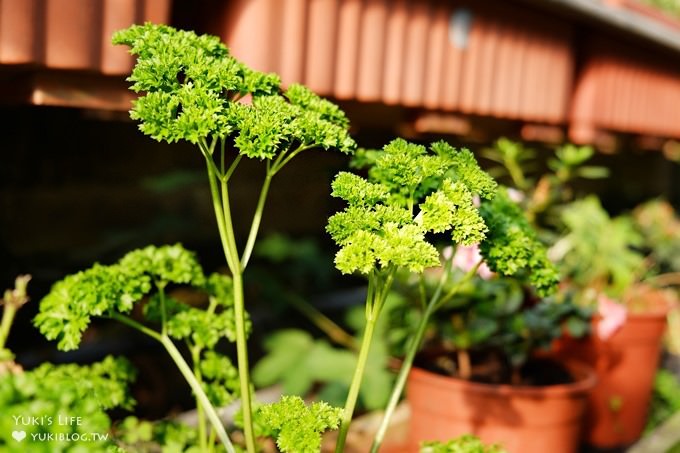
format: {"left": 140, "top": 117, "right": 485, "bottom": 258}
{"left": 406, "top": 361, "right": 596, "bottom": 453}
{"left": 553, "top": 310, "right": 668, "bottom": 448}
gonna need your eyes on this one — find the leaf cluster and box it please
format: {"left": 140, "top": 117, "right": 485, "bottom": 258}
{"left": 198, "top": 351, "right": 240, "bottom": 408}
{"left": 0, "top": 356, "right": 135, "bottom": 452}
{"left": 34, "top": 244, "right": 240, "bottom": 352}
{"left": 555, "top": 196, "right": 645, "bottom": 298}
{"left": 327, "top": 139, "right": 496, "bottom": 275}
{"left": 253, "top": 395, "right": 341, "bottom": 453}
{"left": 113, "top": 23, "right": 355, "bottom": 156}
{"left": 114, "top": 416, "right": 213, "bottom": 453}
{"left": 427, "top": 279, "right": 590, "bottom": 368}
{"left": 482, "top": 139, "right": 608, "bottom": 232}
{"left": 633, "top": 199, "right": 680, "bottom": 274}
{"left": 479, "top": 188, "right": 560, "bottom": 296}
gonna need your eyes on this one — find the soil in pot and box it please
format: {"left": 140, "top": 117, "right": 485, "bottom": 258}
{"left": 407, "top": 350, "right": 596, "bottom": 453}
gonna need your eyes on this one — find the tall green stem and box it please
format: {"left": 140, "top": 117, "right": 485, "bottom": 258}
{"left": 335, "top": 309, "right": 378, "bottom": 453}
{"left": 231, "top": 271, "right": 255, "bottom": 453}
{"left": 191, "top": 345, "right": 208, "bottom": 452}
{"left": 218, "top": 178, "right": 256, "bottom": 453}
{"left": 161, "top": 336, "right": 236, "bottom": 453}
{"left": 204, "top": 156, "right": 238, "bottom": 275}
{"left": 370, "top": 265, "right": 449, "bottom": 453}
{"left": 240, "top": 173, "right": 272, "bottom": 269}
{"left": 110, "top": 314, "right": 235, "bottom": 453}
{"left": 370, "top": 300, "right": 437, "bottom": 453}
{"left": 335, "top": 272, "right": 393, "bottom": 453}
{"left": 370, "top": 258, "right": 480, "bottom": 452}
{"left": 0, "top": 304, "right": 17, "bottom": 352}
{"left": 203, "top": 148, "right": 257, "bottom": 452}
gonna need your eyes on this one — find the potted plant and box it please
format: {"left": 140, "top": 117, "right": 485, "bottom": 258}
{"left": 551, "top": 196, "right": 677, "bottom": 448}
{"left": 633, "top": 198, "right": 680, "bottom": 374}
{"left": 322, "top": 138, "right": 595, "bottom": 453}
{"left": 402, "top": 266, "right": 595, "bottom": 453}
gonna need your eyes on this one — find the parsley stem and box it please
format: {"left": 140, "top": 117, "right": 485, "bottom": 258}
{"left": 240, "top": 172, "right": 272, "bottom": 270}
{"left": 219, "top": 180, "right": 257, "bottom": 453}
{"left": 370, "top": 258, "right": 479, "bottom": 452}
{"left": 191, "top": 345, "right": 208, "bottom": 452}
{"left": 231, "top": 270, "right": 256, "bottom": 453}
{"left": 0, "top": 303, "right": 17, "bottom": 352}
{"left": 335, "top": 307, "right": 378, "bottom": 453}
{"left": 370, "top": 298, "right": 438, "bottom": 453}
{"left": 111, "top": 316, "right": 237, "bottom": 453}
{"left": 110, "top": 314, "right": 162, "bottom": 342}
{"left": 370, "top": 285, "right": 442, "bottom": 452}
{"left": 0, "top": 275, "right": 30, "bottom": 352}
{"left": 158, "top": 283, "right": 168, "bottom": 336}
{"left": 335, "top": 271, "right": 394, "bottom": 453}
{"left": 272, "top": 143, "right": 313, "bottom": 173}
{"left": 220, "top": 181, "right": 241, "bottom": 262}
{"left": 204, "top": 155, "right": 239, "bottom": 275}
{"left": 286, "top": 293, "right": 358, "bottom": 351}
{"left": 205, "top": 145, "right": 257, "bottom": 452}
{"left": 160, "top": 335, "right": 236, "bottom": 453}
{"left": 224, "top": 155, "right": 242, "bottom": 182}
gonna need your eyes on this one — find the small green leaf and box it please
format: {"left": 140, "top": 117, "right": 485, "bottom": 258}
{"left": 254, "top": 396, "right": 342, "bottom": 453}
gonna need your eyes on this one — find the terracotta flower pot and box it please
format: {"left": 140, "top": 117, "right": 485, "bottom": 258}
{"left": 553, "top": 311, "right": 669, "bottom": 448}
{"left": 406, "top": 361, "right": 596, "bottom": 453}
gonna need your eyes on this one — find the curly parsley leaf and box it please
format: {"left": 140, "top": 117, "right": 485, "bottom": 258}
{"left": 198, "top": 351, "right": 240, "bottom": 407}
{"left": 479, "top": 188, "right": 559, "bottom": 296}
{"left": 328, "top": 138, "right": 495, "bottom": 275}
{"left": 34, "top": 244, "right": 220, "bottom": 351}
{"left": 0, "top": 356, "right": 135, "bottom": 451}
{"left": 114, "top": 23, "right": 355, "bottom": 156}
{"left": 34, "top": 264, "right": 151, "bottom": 351}
{"left": 254, "top": 395, "right": 342, "bottom": 453}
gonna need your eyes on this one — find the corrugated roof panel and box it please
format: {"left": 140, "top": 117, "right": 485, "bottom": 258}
{"left": 382, "top": 0, "right": 409, "bottom": 105}
{"left": 0, "top": 0, "right": 170, "bottom": 74}
{"left": 475, "top": 18, "right": 500, "bottom": 116}
{"left": 422, "top": 4, "right": 448, "bottom": 109}
{"left": 401, "top": 1, "right": 430, "bottom": 107}
{"left": 45, "top": 0, "right": 101, "bottom": 70}
{"left": 440, "top": 7, "right": 465, "bottom": 111}
{"left": 334, "top": 0, "right": 361, "bottom": 99}
{"left": 304, "top": 0, "right": 338, "bottom": 93}
{"left": 356, "top": 0, "right": 387, "bottom": 101}
{"left": 571, "top": 39, "right": 680, "bottom": 139}
{"left": 458, "top": 10, "right": 483, "bottom": 113}
{"left": 218, "top": 0, "right": 574, "bottom": 123}
{"left": 214, "top": 0, "right": 680, "bottom": 137}
{"left": 279, "top": 0, "right": 308, "bottom": 87}
{"left": 0, "top": 0, "right": 42, "bottom": 64}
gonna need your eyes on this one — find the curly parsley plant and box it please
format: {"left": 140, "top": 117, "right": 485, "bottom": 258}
{"left": 113, "top": 23, "right": 355, "bottom": 452}
{"left": 325, "top": 138, "right": 558, "bottom": 452}
{"left": 35, "top": 244, "right": 241, "bottom": 452}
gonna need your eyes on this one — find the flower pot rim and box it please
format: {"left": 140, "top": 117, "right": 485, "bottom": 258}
{"left": 409, "top": 359, "right": 596, "bottom": 398}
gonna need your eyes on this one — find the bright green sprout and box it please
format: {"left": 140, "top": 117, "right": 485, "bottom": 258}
{"left": 254, "top": 395, "right": 342, "bottom": 453}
